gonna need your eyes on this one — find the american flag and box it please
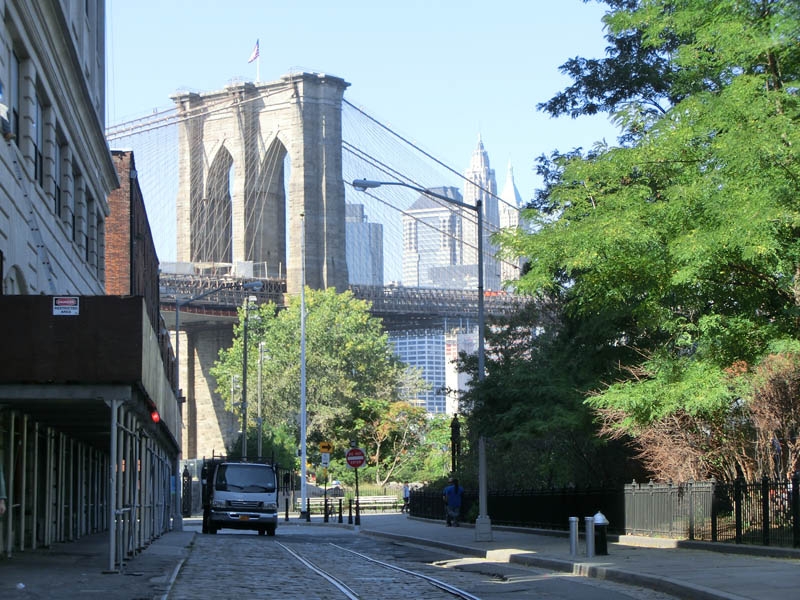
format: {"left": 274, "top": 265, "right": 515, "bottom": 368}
{"left": 248, "top": 40, "right": 260, "bottom": 63}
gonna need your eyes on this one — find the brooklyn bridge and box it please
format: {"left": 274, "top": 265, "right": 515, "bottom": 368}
{"left": 107, "top": 71, "right": 528, "bottom": 458}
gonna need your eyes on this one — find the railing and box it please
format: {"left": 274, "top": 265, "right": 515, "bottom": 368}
{"left": 625, "top": 480, "right": 715, "bottom": 539}
{"left": 409, "top": 487, "right": 625, "bottom": 534}
{"left": 409, "top": 475, "right": 800, "bottom": 549}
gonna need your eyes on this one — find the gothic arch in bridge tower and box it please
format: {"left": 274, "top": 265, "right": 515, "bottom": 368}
{"left": 173, "top": 72, "right": 350, "bottom": 293}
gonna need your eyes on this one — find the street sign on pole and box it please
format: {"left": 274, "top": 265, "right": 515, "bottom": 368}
{"left": 345, "top": 447, "right": 365, "bottom": 468}
{"left": 319, "top": 441, "right": 333, "bottom": 453}
{"left": 321, "top": 452, "right": 330, "bottom": 467}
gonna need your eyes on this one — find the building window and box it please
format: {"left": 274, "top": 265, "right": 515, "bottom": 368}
{"left": 72, "top": 170, "right": 82, "bottom": 243}
{"left": 85, "top": 194, "right": 93, "bottom": 263}
{"left": 33, "top": 90, "right": 44, "bottom": 187}
{"left": 54, "top": 135, "right": 65, "bottom": 218}
{"left": 10, "top": 52, "right": 20, "bottom": 143}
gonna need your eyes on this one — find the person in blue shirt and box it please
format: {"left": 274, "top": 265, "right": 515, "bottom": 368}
{"left": 442, "top": 477, "right": 463, "bottom": 527}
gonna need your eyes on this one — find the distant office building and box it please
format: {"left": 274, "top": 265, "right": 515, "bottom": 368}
{"left": 402, "top": 186, "right": 467, "bottom": 289}
{"left": 346, "top": 203, "right": 383, "bottom": 286}
{"left": 401, "top": 138, "right": 502, "bottom": 292}
{"left": 499, "top": 161, "right": 523, "bottom": 284}
{"left": 389, "top": 329, "right": 447, "bottom": 414}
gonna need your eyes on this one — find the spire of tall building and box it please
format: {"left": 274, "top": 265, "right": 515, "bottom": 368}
{"left": 463, "top": 136, "right": 501, "bottom": 290}
{"left": 499, "top": 160, "right": 523, "bottom": 284}
{"left": 500, "top": 161, "right": 522, "bottom": 214}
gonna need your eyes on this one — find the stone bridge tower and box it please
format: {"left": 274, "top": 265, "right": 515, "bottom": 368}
{"left": 173, "top": 72, "right": 350, "bottom": 293}
{"left": 170, "top": 73, "right": 350, "bottom": 458}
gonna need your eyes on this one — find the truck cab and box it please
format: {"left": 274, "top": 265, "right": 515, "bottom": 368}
{"left": 201, "top": 456, "right": 279, "bottom": 536}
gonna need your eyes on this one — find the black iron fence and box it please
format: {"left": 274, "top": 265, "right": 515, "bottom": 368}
{"left": 410, "top": 473, "right": 800, "bottom": 548}
{"left": 410, "top": 486, "right": 625, "bottom": 534}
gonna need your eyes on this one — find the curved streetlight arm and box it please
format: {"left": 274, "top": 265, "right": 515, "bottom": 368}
{"left": 352, "top": 179, "right": 476, "bottom": 214}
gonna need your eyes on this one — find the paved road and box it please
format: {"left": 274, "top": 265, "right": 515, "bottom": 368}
{"left": 170, "top": 523, "right": 680, "bottom": 599}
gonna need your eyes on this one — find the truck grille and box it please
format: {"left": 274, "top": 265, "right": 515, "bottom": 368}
{"left": 228, "top": 500, "right": 262, "bottom": 510}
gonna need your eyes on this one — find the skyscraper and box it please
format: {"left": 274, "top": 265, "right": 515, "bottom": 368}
{"left": 402, "top": 186, "right": 468, "bottom": 288}
{"left": 463, "top": 136, "right": 501, "bottom": 291}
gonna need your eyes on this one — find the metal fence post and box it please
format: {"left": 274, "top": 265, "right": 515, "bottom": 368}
{"left": 792, "top": 472, "right": 800, "bottom": 549}
{"left": 688, "top": 480, "right": 695, "bottom": 541}
{"left": 710, "top": 478, "right": 718, "bottom": 542}
{"left": 734, "top": 475, "right": 743, "bottom": 544}
{"left": 762, "top": 475, "right": 770, "bottom": 546}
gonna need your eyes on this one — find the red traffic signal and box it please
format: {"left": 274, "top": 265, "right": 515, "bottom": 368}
{"left": 150, "top": 409, "right": 160, "bottom": 423}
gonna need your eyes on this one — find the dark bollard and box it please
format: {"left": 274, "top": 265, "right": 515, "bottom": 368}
{"left": 348, "top": 498, "right": 353, "bottom": 524}
{"left": 284, "top": 497, "right": 289, "bottom": 522}
{"left": 594, "top": 511, "right": 609, "bottom": 555}
{"left": 338, "top": 498, "right": 343, "bottom": 523}
{"left": 305, "top": 497, "right": 311, "bottom": 522}
{"left": 181, "top": 466, "right": 192, "bottom": 517}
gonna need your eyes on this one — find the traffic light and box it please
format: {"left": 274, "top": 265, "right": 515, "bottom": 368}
{"left": 150, "top": 409, "right": 160, "bottom": 423}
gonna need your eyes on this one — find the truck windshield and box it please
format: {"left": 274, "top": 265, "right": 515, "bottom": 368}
{"left": 215, "top": 464, "right": 276, "bottom": 492}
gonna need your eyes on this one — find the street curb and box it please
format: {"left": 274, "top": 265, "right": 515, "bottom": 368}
{"left": 508, "top": 553, "right": 750, "bottom": 600}
{"left": 360, "top": 526, "right": 749, "bottom": 600}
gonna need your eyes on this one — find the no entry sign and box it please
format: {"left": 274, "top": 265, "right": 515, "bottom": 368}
{"left": 345, "top": 447, "right": 366, "bottom": 468}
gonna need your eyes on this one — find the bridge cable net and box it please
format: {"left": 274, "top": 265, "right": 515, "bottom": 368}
{"left": 105, "top": 88, "right": 523, "bottom": 307}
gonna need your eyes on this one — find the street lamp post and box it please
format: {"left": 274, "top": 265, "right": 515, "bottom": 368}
{"left": 352, "top": 178, "right": 492, "bottom": 541}
{"left": 299, "top": 212, "right": 309, "bottom": 519}
{"left": 258, "top": 341, "right": 265, "bottom": 458}
{"left": 173, "top": 280, "right": 263, "bottom": 455}
{"left": 241, "top": 295, "right": 258, "bottom": 459}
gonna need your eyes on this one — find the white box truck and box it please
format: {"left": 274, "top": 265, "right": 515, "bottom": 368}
{"left": 201, "top": 455, "right": 280, "bottom": 536}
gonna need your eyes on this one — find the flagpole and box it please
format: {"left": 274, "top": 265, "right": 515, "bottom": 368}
{"left": 256, "top": 55, "right": 260, "bottom": 83}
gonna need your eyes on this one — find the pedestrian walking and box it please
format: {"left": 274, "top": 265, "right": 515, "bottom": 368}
{"left": 401, "top": 482, "right": 410, "bottom": 513}
{"left": 442, "top": 478, "right": 463, "bottom": 526}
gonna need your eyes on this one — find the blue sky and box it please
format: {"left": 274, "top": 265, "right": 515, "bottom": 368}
{"left": 106, "top": 0, "right": 618, "bottom": 204}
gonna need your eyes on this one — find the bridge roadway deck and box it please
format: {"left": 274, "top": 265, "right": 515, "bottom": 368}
{"left": 159, "top": 274, "right": 530, "bottom": 328}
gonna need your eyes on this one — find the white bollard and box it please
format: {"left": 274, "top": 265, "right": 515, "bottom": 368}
{"left": 585, "top": 516, "right": 595, "bottom": 558}
{"left": 569, "top": 516, "right": 579, "bottom": 556}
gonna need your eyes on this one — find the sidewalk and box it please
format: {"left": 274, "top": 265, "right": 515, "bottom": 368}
{"left": 0, "top": 529, "right": 194, "bottom": 599}
{"left": 358, "top": 513, "right": 800, "bottom": 600}
{"left": 2, "top": 513, "right": 799, "bottom": 599}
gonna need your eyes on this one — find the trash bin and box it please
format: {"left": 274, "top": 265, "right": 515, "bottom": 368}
{"left": 594, "top": 511, "right": 609, "bottom": 555}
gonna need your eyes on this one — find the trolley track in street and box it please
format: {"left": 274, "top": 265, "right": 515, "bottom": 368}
{"left": 276, "top": 540, "right": 482, "bottom": 599}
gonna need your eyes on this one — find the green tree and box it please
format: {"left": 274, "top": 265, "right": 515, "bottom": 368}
{"left": 497, "top": 0, "right": 800, "bottom": 481}
{"left": 458, "top": 300, "right": 644, "bottom": 488}
{"left": 210, "top": 288, "right": 424, "bottom": 472}
{"left": 354, "top": 398, "right": 428, "bottom": 485}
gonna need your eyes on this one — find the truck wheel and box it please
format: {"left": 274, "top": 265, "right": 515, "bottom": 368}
{"left": 208, "top": 525, "right": 218, "bottom": 534}
{"left": 266, "top": 525, "right": 276, "bottom": 536}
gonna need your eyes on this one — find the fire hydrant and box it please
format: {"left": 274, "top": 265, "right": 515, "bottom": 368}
{"left": 594, "top": 511, "right": 609, "bottom": 555}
